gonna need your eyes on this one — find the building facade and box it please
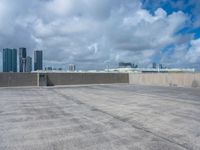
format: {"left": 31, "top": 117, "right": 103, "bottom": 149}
{"left": 69, "top": 64, "right": 76, "bottom": 71}
{"left": 19, "top": 48, "right": 27, "bottom": 72}
{"left": 152, "top": 62, "right": 157, "bottom": 69}
{"left": 26, "top": 56, "right": 32, "bottom": 72}
{"left": 3, "top": 48, "right": 17, "bottom": 72}
{"left": 34, "top": 50, "right": 43, "bottom": 71}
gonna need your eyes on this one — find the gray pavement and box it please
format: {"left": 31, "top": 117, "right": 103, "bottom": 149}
{"left": 0, "top": 84, "right": 200, "bottom": 150}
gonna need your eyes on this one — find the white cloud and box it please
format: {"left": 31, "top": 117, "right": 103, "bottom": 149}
{"left": 186, "top": 39, "right": 200, "bottom": 63}
{"left": 0, "top": 0, "right": 195, "bottom": 70}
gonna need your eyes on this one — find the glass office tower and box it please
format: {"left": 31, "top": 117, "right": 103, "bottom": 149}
{"left": 26, "top": 56, "right": 32, "bottom": 72}
{"left": 3, "top": 48, "right": 17, "bottom": 72}
{"left": 34, "top": 50, "right": 43, "bottom": 71}
{"left": 19, "top": 48, "right": 27, "bottom": 72}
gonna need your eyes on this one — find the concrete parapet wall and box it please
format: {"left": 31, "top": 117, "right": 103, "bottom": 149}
{"left": 46, "top": 73, "right": 129, "bottom": 86}
{"left": 1, "top": 72, "right": 200, "bottom": 88}
{"left": 0, "top": 73, "right": 38, "bottom": 87}
{"left": 0, "top": 73, "right": 129, "bottom": 87}
{"left": 129, "top": 73, "right": 200, "bottom": 88}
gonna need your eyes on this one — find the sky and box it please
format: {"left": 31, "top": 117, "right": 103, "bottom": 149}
{"left": 0, "top": 0, "right": 200, "bottom": 71}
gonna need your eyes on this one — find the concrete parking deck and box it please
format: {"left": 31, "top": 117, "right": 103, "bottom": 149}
{"left": 0, "top": 84, "right": 200, "bottom": 150}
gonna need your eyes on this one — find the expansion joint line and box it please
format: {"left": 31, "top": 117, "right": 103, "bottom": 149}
{"left": 50, "top": 88, "right": 189, "bottom": 150}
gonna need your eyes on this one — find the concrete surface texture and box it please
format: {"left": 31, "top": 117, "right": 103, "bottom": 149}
{"left": 47, "top": 73, "right": 129, "bottom": 86}
{"left": 0, "top": 73, "right": 129, "bottom": 87}
{"left": 0, "top": 73, "right": 37, "bottom": 87}
{"left": 0, "top": 84, "right": 200, "bottom": 150}
{"left": 129, "top": 73, "right": 200, "bottom": 88}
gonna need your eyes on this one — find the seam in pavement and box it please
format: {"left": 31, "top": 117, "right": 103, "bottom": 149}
{"left": 85, "top": 86, "right": 200, "bottom": 106}
{"left": 50, "top": 89, "right": 189, "bottom": 150}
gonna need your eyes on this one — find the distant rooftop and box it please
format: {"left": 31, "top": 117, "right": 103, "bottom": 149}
{"left": 106, "top": 67, "right": 195, "bottom": 73}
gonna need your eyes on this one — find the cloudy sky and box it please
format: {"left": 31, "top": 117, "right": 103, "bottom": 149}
{"left": 0, "top": 0, "right": 200, "bottom": 70}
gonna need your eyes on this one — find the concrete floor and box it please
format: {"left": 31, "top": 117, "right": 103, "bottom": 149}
{"left": 0, "top": 84, "right": 200, "bottom": 150}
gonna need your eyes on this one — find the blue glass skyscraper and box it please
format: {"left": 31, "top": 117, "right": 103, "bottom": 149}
{"left": 3, "top": 48, "right": 17, "bottom": 72}
{"left": 34, "top": 50, "right": 43, "bottom": 71}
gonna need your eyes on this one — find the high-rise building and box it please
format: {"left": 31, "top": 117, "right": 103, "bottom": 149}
{"left": 69, "top": 64, "right": 76, "bottom": 71}
{"left": 159, "top": 64, "right": 163, "bottom": 69}
{"left": 19, "top": 48, "right": 27, "bottom": 72}
{"left": 3, "top": 48, "right": 17, "bottom": 72}
{"left": 26, "top": 56, "right": 32, "bottom": 72}
{"left": 152, "top": 62, "right": 157, "bottom": 69}
{"left": 34, "top": 50, "right": 43, "bottom": 71}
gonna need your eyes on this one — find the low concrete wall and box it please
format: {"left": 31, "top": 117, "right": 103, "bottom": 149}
{"left": 2, "top": 72, "right": 199, "bottom": 88}
{"left": 0, "top": 73, "right": 38, "bottom": 87}
{"left": 129, "top": 73, "right": 200, "bottom": 88}
{"left": 0, "top": 73, "right": 129, "bottom": 87}
{"left": 46, "top": 73, "right": 129, "bottom": 86}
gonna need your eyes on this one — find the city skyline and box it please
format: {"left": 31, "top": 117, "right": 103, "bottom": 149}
{"left": 2, "top": 48, "right": 43, "bottom": 72}
{"left": 0, "top": 47, "right": 198, "bottom": 72}
{"left": 0, "top": 0, "right": 200, "bottom": 71}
